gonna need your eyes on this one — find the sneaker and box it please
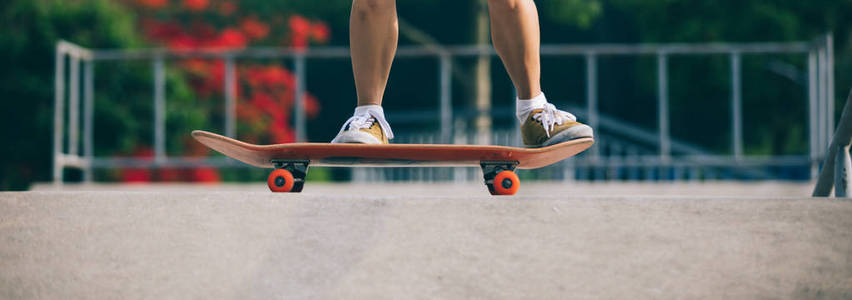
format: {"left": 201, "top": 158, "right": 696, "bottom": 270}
{"left": 520, "top": 103, "right": 593, "bottom": 147}
{"left": 331, "top": 105, "right": 393, "bottom": 144}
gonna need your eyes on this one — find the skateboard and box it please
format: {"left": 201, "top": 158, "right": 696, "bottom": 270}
{"left": 192, "top": 130, "right": 594, "bottom": 195}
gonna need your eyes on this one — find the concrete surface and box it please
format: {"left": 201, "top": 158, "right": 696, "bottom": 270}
{"left": 2, "top": 183, "right": 851, "bottom": 299}
{"left": 31, "top": 181, "right": 817, "bottom": 197}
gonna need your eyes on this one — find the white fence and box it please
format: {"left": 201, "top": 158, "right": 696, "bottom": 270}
{"left": 52, "top": 34, "right": 836, "bottom": 184}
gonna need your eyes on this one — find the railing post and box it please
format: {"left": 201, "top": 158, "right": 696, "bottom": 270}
{"left": 826, "top": 33, "right": 835, "bottom": 141}
{"left": 731, "top": 51, "right": 743, "bottom": 160}
{"left": 808, "top": 49, "right": 818, "bottom": 178}
{"left": 294, "top": 53, "right": 306, "bottom": 142}
{"left": 439, "top": 53, "right": 452, "bottom": 144}
{"left": 153, "top": 55, "right": 166, "bottom": 164}
{"left": 53, "top": 43, "right": 66, "bottom": 185}
{"left": 835, "top": 145, "right": 851, "bottom": 197}
{"left": 586, "top": 52, "right": 599, "bottom": 160}
{"left": 224, "top": 56, "right": 236, "bottom": 138}
{"left": 818, "top": 43, "right": 828, "bottom": 157}
{"left": 813, "top": 89, "right": 852, "bottom": 197}
{"left": 68, "top": 55, "right": 80, "bottom": 156}
{"left": 83, "top": 60, "right": 94, "bottom": 182}
{"left": 657, "top": 52, "right": 670, "bottom": 163}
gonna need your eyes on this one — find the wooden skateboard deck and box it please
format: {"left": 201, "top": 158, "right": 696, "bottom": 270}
{"left": 192, "top": 130, "right": 594, "bottom": 195}
{"left": 192, "top": 130, "right": 593, "bottom": 169}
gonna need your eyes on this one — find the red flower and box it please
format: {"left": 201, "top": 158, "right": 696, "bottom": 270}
{"left": 250, "top": 91, "right": 281, "bottom": 116}
{"left": 121, "top": 169, "right": 152, "bottom": 183}
{"left": 190, "top": 167, "right": 221, "bottom": 182}
{"left": 211, "top": 28, "right": 247, "bottom": 49}
{"left": 185, "top": 59, "right": 224, "bottom": 96}
{"left": 290, "top": 34, "right": 307, "bottom": 49}
{"left": 241, "top": 17, "right": 270, "bottom": 41}
{"left": 119, "top": 147, "right": 154, "bottom": 183}
{"left": 157, "top": 168, "right": 182, "bottom": 181}
{"left": 209, "top": 60, "right": 225, "bottom": 86}
{"left": 310, "top": 23, "right": 330, "bottom": 43}
{"left": 289, "top": 15, "right": 311, "bottom": 49}
{"left": 247, "top": 65, "right": 294, "bottom": 88}
{"left": 130, "top": 3, "right": 331, "bottom": 170}
{"left": 303, "top": 94, "right": 321, "bottom": 118}
{"left": 288, "top": 15, "right": 311, "bottom": 36}
{"left": 269, "top": 120, "right": 295, "bottom": 143}
{"left": 182, "top": 0, "right": 209, "bottom": 11}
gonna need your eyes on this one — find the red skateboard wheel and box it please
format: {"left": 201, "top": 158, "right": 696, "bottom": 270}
{"left": 267, "top": 169, "right": 295, "bottom": 192}
{"left": 492, "top": 171, "right": 519, "bottom": 195}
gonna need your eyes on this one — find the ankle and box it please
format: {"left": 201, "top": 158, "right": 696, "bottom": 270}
{"left": 354, "top": 105, "right": 384, "bottom": 116}
{"left": 515, "top": 88, "right": 543, "bottom": 100}
{"left": 516, "top": 92, "right": 547, "bottom": 123}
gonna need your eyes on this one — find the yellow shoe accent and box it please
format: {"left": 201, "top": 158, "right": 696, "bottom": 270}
{"left": 331, "top": 116, "right": 390, "bottom": 144}
{"left": 359, "top": 118, "right": 389, "bottom": 144}
{"left": 521, "top": 108, "right": 593, "bottom": 147}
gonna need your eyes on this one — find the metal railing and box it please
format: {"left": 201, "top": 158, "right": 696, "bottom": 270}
{"left": 813, "top": 88, "right": 852, "bottom": 197}
{"left": 53, "top": 34, "right": 836, "bottom": 184}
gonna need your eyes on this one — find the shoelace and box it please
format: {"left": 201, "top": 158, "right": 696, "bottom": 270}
{"left": 532, "top": 103, "right": 576, "bottom": 138}
{"left": 337, "top": 110, "right": 394, "bottom": 139}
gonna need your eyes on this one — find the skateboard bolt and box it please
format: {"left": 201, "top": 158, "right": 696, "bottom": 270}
{"left": 275, "top": 176, "right": 286, "bottom": 187}
{"left": 501, "top": 178, "right": 513, "bottom": 189}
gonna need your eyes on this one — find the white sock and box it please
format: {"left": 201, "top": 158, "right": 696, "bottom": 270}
{"left": 516, "top": 92, "right": 547, "bottom": 123}
{"left": 351, "top": 104, "right": 394, "bottom": 139}
{"left": 354, "top": 104, "right": 384, "bottom": 117}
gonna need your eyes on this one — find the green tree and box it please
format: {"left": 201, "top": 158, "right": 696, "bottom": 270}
{"left": 0, "top": 0, "right": 203, "bottom": 189}
{"left": 603, "top": 0, "right": 851, "bottom": 155}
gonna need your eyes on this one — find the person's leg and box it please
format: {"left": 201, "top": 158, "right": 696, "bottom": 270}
{"left": 350, "top": 0, "right": 398, "bottom": 106}
{"left": 487, "top": 0, "right": 593, "bottom": 147}
{"left": 487, "top": 0, "right": 541, "bottom": 100}
{"left": 332, "top": 0, "right": 397, "bottom": 144}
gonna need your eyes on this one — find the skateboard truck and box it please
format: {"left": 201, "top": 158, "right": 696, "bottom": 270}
{"left": 265, "top": 159, "right": 519, "bottom": 195}
{"left": 268, "top": 160, "right": 309, "bottom": 193}
{"left": 480, "top": 161, "right": 520, "bottom": 195}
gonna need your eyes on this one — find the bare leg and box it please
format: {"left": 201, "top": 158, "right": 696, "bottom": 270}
{"left": 487, "top": 0, "right": 542, "bottom": 99}
{"left": 350, "top": 0, "right": 398, "bottom": 106}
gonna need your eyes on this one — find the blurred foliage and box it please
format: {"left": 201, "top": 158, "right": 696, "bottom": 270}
{"left": 0, "top": 0, "right": 160, "bottom": 189}
{"left": 599, "top": 0, "right": 851, "bottom": 155}
{"left": 129, "top": 0, "right": 328, "bottom": 145}
{"left": 607, "top": 0, "right": 849, "bottom": 43}
{"left": 123, "top": 0, "right": 331, "bottom": 183}
{"left": 541, "top": 0, "right": 602, "bottom": 28}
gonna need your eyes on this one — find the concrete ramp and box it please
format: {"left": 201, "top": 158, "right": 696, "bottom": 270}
{"left": 1, "top": 184, "right": 851, "bottom": 298}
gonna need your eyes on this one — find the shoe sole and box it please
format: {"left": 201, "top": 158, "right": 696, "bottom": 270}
{"left": 331, "top": 131, "right": 384, "bottom": 144}
{"left": 525, "top": 124, "right": 594, "bottom": 148}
